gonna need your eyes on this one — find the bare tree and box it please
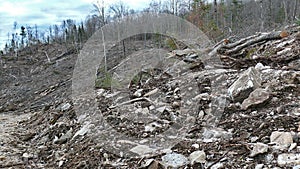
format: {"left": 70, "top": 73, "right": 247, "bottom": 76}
{"left": 255, "top": 0, "right": 264, "bottom": 31}
{"left": 93, "top": 0, "right": 107, "bottom": 26}
{"left": 109, "top": 0, "right": 129, "bottom": 19}
{"left": 214, "top": 0, "right": 218, "bottom": 26}
{"left": 292, "top": 0, "right": 299, "bottom": 22}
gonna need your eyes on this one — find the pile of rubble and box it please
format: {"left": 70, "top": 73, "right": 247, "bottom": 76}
{"left": 0, "top": 25, "right": 299, "bottom": 168}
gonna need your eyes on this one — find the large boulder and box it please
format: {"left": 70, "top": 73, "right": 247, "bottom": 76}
{"left": 228, "top": 67, "right": 262, "bottom": 102}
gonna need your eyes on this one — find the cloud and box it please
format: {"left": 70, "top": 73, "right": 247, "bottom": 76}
{"left": 0, "top": 0, "right": 149, "bottom": 50}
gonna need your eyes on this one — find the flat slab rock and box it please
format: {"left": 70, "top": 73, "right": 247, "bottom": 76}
{"left": 241, "top": 88, "right": 271, "bottom": 110}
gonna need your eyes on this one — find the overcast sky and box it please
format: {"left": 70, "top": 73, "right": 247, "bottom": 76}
{"left": 0, "top": 0, "right": 149, "bottom": 50}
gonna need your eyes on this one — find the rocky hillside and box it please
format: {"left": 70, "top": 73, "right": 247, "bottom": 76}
{"left": 0, "top": 25, "right": 299, "bottom": 168}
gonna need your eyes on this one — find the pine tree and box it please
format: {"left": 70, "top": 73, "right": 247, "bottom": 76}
{"left": 20, "top": 26, "right": 26, "bottom": 47}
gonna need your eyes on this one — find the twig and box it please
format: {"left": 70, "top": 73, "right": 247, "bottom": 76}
{"left": 9, "top": 73, "right": 18, "bottom": 80}
{"left": 0, "top": 162, "right": 25, "bottom": 168}
{"left": 43, "top": 51, "right": 51, "bottom": 63}
{"left": 207, "top": 150, "right": 230, "bottom": 168}
{"left": 109, "top": 97, "right": 154, "bottom": 109}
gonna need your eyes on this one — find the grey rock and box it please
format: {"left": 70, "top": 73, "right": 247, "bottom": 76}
{"left": 288, "top": 59, "right": 300, "bottom": 69}
{"left": 278, "top": 153, "right": 300, "bottom": 166}
{"left": 166, "top": 60, "right": 190, "bottom": 76}
{"left": 72, "top": 123, "right": 91, "bottom": 140}
{"left": 241, "top": 88, "right": 271, "bottom": 110}
{"left": 173, "top": 49, "right": 194, "bottom": 56}
{"left": 249, "top": 143, "right": 268, "bottom": 157}
{"left": 228, "top": 67, "right": 262, "bottom": 102}
{"left": 270, "top": 131, "right": 293, "bottom": 148}
{"left": 141, "top": 159, "right": 154, "bottom": 167}
{"left": 61, "top": 103, "right": 71, "bottom": 112}
{"left": 255, "top": 63, "right": 265, "bottom": 70}
{"left": 133, "top": 89, "right": 143, "bottom": 97}
{"left": 58, "top": 160, "right": 64, "bottom": 167}
{"left": 210, "top": 162, "right": 224, "bottom": 169}
{"left": 54, "top": 128, "right": 73, "bottom": 144}
{"left": 289, "top": 143, "right": 297, "bottom": 151}
{"left": 130, "top": 145, "right": 155, "bottom": 156}
{"left": 96, "top": 89, "right": 105, "bottom": 96}
{"left": 144, "top": 122, "right": 162, "bottom": 132}
{"left": 202, "top": 127, "right": 232, "bottom": 142}
{"left": 189, "top": 150, "right": 206, "bottom": 164}
{"left": 156, "top": 106, "right": 166, "bottom": 113}
{"left": 255, "top": 164, "right": 264, "bottom": 169}
{"left": 161, "top": 153, "right": 188, "bottom": 168}
{"left": 22, "top": 152, "right": 33, "bottom": 159}
{"left": 141, "top": 159, "right": 160, "bottom": 168}
{"left": 191, "top": 143, "right": 200, "bottom": 149}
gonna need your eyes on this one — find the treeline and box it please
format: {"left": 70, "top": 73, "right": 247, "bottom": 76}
{"left": 2, "top": 20, "right": 89, "bottom": 54}
{"left": 2, "top": 0, "right": 300, "bottom": 54}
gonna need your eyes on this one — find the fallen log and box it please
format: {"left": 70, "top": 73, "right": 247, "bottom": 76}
{"left": 219, "top": 31, "right": 288, "bottom": 56}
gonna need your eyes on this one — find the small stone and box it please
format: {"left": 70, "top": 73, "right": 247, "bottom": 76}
{"left": 249, "top": 143, "right": 268, "bottom": 157}
{"left": 72, "top": 124, "right": 90, "bottom": 139}
{"left": 145, "top": 122, "right": 161, "bottom": 132}
{"left": 255, "top": 63, "right": 265, "bottom": 70}
{"left": 255, "top": 164, "right": 264, "bottom": 169}
{"left": 198, "top": 110, "right": 205, "bottom": 119}
{"left": 193, "top": 93, "right": 210, "bottom": 101}
{"left": 250, "top": 136, "right": 259, "bottom": 143}
{"left": 289, "top": 143, "right": 297, "bottom": 151}
{"left": 130, "top": 145, "right": 155, "bottom": 156}
{"left": 276, "top": 106, "right": 284, "bottom": 113}
{"left": 172, "top": 101, "right": 181, "bottom": 108}
{"left": 96, "top": 89, "right": 105, "bottom": 96}
{"left": 192, "top": 143, "right": 200, "bottom": 149}
{"left": 202, "top": 127, "right": 232, "bottom": 142}
{"left": 54, "top": 128, "right": 73, "bottom": 144}
{"left": 149, "top": 105, "right": 155, "bottom": 110}
{"left": 58, "top": 160, "right": 64, "bottom": 167}
{"left": 141, "top": 159, "right": 162, "bottom": 169}
{"left": 142, "top": 159, "right": 154, "bottom": 167}
{"left": 22, "top": 152, "right": 33, "bottom": 159}
{"left": 210, "top": 162, "right": 224, "bottom": 169}
{"left": 188, "top": 150, "right": 206, "bottom": 164}
{"left": 293, "top": 165, "right": 300, "bottom": 169}
{"left": 61, "top": 103, "right": 71, "bottom": 111}
{"left": 0, "top": 156, "right": 6, "bottom": 161}
{"left": 133, "top": 89, "right": 143, "bottom": 97}
{"left": 174, "top": 87, "right": 180, "bottom": 93}
{"left": 161, "top": 153, "right": 188, "bottom": 168}
{"left": 252, "top": 55, "right": 259, "bottom": 59}
{"left": 156, "top": 106, "right": 166, "bottom": 113}
{"left": 173, "top": 49, "right": 194, "bottom": 56}
{"left": 265, "top": 153, "right": 274, "bottom": 163}
{"left": 270, "top": 131, "right": 293, "bottom": 148}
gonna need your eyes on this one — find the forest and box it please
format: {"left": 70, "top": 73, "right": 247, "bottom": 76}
{"left": 1, "top": 0, "right": 300, "bottom": 55}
